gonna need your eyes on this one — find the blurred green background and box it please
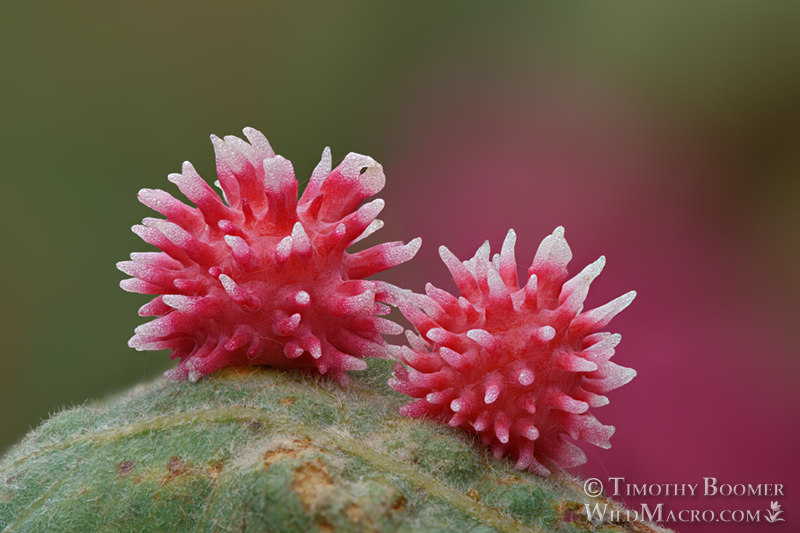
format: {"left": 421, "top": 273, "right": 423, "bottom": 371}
{"left": 1, "top": 6, "right": 798, "bottom": 528}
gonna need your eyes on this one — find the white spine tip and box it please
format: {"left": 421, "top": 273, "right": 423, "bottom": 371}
{"left": 294, "top": 290, "right": 311, "bottom": 307}
{"left": 275, "top": 236, "right": 292, "bottom": 262}
{"left": 518, "top": 369, "right": 534, "bottom": 386}
{"left": 467, "top": 329, "right": 496, "bottom": 350}
{"left": 438, "top": 245, "right": 454, "bottom": 261}
{"left": 219, "top": 274, "right": 236, "bottom": 293}
{"left": 536, "top": 326, "right": 556, "bottom": 342}
{"left": 484, "top": 388, "right": 499, "bottom": 405}
{"left": 426, "top": 328, "right": 447, "bottom": 343}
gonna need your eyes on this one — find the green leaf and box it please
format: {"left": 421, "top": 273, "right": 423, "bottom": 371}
{"left": 0, "top": 360, "right": 668, "bottom": 533}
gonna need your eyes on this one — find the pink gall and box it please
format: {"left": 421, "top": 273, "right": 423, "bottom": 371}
{"left": 389, "top": 227, "right": 636, "bottom": 475}
{"left": 119, "top": 128, "right": 420, "bottom": 384}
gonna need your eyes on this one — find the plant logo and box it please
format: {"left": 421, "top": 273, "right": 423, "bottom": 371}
{"left": 765, "top": 501, "right": 785, "bottom": 523}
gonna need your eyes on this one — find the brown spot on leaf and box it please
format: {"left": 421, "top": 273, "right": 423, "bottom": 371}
{"left": 496, "top": 474, "right": 523, "bottom": 486}
{"left": 168, "top": 456, "right": 186, "bottom": 476}
{"left": 467, "top": 487, "right": 480, "bottom": 501}
{"left": 117, "top": 461, "right": 135, "bottom": 477}
{"left": 263, "top": 447, "right": 296, "bottom": 468}
{"left": 345, "top": 503, "right": 362, "bottom": 523}
{"left": 159, "top": 456, "right": 196, "bottom": 486}
{"left": 263, "top": 438, "right": 313, "bottom": 469}
{"left": 207, "top": 460, "right": 225, "bottom": 478}
{"left": 290, "top": 458, "right": 333, "bottom": 510}
{"left": 391, "top": 494, "right": 407, "bottom": 512}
